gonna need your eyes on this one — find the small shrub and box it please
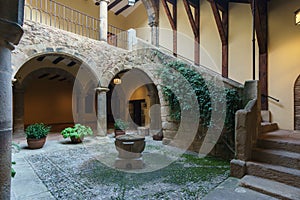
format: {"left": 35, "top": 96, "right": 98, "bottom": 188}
{"left": 61, "top": 124, "right": 93, "bottom": 139}
{"left": 25, "top": 123, "right": 51, "bottom": 139}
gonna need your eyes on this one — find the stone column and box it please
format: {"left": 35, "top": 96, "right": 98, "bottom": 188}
{"left": 0, "top": 0, "right": 24, "bottom": 197}
{"left": 99, "top": 0, "right": 110, "bottom": 42}
{"left": 0, "top": 44, "right": 13, "bottom": 200}
{"left": 96, "top": 87, "right": 109, "bottom": 136}
{"left": 149, "top": 22, "right": 159, "bottom": 47}
{"left": 13, "top": 86, "right": 24, "bottom": 134}
{"left": 127, "top": 29, "right": 137, "bottom": 51}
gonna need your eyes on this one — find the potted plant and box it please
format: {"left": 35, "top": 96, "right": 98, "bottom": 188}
{"left": 153, "top": 130, "right": 163, "bottom": 141}
{"left": 25, "top": 123, "right": 51, "bottom": 149}
{"left": 61, "top": 124, "right": 93, "bottom": 143}
{"left": 114, "top": 119, "right": 129, "bottom": 137}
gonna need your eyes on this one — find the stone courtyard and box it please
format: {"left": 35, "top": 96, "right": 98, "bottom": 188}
{"left": 11, "top": 133, "right": 230, "bottom": 199}
{"left": 11, "top": 133, "right": 278, "bottom": 200}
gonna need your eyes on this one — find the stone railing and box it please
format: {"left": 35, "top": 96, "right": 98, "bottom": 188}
{"left": 231, "top": 80, "right": 261, "bottom": 178}
{"left": 24, "top": 0, "right": 126, "bottom": 47}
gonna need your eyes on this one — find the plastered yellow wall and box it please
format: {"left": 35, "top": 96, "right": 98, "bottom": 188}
{"left": 228, "top": 3, "right": 259, "bottom": 83}
{"left": 53, "top": 0, "right": 99, "bottom": 18}
{"left": 120, "top": 3, "right": 150, "bottom": 41}
{"left": 268, "top": 0, "right": 300, "bottom": 129}
{"left": 158, "top": 0, "right": 222, "bottom": 72}
{"left": 24, "top": 0, "right": 300, "bottom": 129}
{"left": 108, "top": 11, "right": 127, "bottom": 30}
{"left": 24, "top": 78, "right": 74, "bottom": 126}
{"left": 25, "top": 0, "right": 99, "bottom": 19}
{"left": 133, "top": 0, "right": 300, "bottom": 129}
{"left": 25, "top": 0, "right": 101, "bottom": 39}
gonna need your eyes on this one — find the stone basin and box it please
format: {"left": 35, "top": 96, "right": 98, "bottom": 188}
{"left": 114, "top": 134, "right": 146, "bottom": 169}
{"left": 115, "top": 134, "right": 145, "bottom": 159}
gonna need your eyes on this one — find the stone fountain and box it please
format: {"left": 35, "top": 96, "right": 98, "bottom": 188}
{"left": 114, "top": 134, "right": 145, "bottom": 170}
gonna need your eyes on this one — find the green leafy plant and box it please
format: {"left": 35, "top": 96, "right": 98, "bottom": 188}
{"left": 11, "top": 143, "right": 20, "bottom": 178}
{"left": 158, "top": 60, "right": 242, "bottom": 153}
{"left": 61, "top": 124, "right": 93, "bottom": 139}
{"left": 114, "top": 119, "right": 129, "bottom": 130}
{"left": 11, "top": 161, "right": 16, "bottom": 178}
{"left": 25, "top": 123, "right": 51, "bottom": 139}
{"left": 158, "top": 60, "right": 241, "bottom": 129}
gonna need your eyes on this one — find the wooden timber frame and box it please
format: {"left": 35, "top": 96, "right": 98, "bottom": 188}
{"left": 183, "top": 0, "right": 200, "bottom": 65}
{"left": 251, "top": 0, "right": 268, "bottom": 110}
{"left": 209, "top": 0, "right": 268, "bottom": 109}
{"left": 161, "top": 0, "right": 177, "bottom": 56}
{"left": 209, "top": 0, "right": 229, "bottom": 78}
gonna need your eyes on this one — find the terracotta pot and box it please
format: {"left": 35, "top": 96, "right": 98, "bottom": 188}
{"left": 27, "top": 137, "right": 46, "bottom": 149}
{"left": 114, "top": 129, "right": 126, "bottom": 137}
{"left": 70, "top": 136, "right": 84, "bottom": 144}
{"left": 153, "top": 134, "right": 163, "bottom": 141}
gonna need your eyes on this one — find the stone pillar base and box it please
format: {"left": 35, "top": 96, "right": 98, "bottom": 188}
{"left": 230, "top": 159, "right": 246, "bottom": 178}
{"left": 0, "top": 129, "right": 12, "bottom": 199}
{"left": 114, "top": 157, "right": 145, "bottom": 170}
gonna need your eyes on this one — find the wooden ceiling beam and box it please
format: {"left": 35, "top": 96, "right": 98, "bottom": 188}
{"left": 210, "top": 0, "right": 229, "bottom": 78}
{"left": 161, "top": 0, "right": 177, "bottom": 56}
{"left": 115, "top": 5, "right": 131, "bottom": 15}
{"left": 252, "top": 0, "right": 268, "bottom": 53}
{"left": 108, "top": 0, "right": 122, "bottom": 10}
{"left": 228, "top": 0, "right": 251, "bottom": 3}
{"left": 183, "top": 0, "right": 200, "bottom": 65}
{"left": 183, "top": 0, "right": 199, "bottom": 37}
{"left": 210, "top": 0, "right": 228, "bottom": 45}
{"left": 115, "top": 0, "right": 140, "bottom": 15}
{"left": 161, "top": 0, "right": 176, "bottom": 30}
{"left": 188, "top": 0, "right": 199, "bottom": 8}
{"left": 207, "top": 0, "right": 228, "bottom": 12}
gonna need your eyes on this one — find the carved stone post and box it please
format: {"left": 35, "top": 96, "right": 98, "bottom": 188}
{"left": 96, "top": 87, "right": 109, "bottom": 136}
{"left": 149, "top": 21, "right": 159, "bottom": 47}
{"left": 0, "top": 1, "right": 24, "bottom": 198}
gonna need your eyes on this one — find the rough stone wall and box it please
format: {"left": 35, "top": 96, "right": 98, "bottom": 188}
{"left": 13, "top": 20, "right": 128, "bottom": 82}
{"left": 12, "top": 20, "right": 244, "bottom": 158}
{"left": 12, "top": 20, "right": 168, "bottom": 134}
{"left": 139, "top": 46, "right": 244, "bottom": 155}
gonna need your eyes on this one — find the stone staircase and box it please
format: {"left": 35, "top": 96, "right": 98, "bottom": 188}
{"left": 240, "top": 129, "right": 300, "bottom": 199}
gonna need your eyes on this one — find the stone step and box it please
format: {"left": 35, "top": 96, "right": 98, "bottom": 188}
{"left": 240, "top": 175, "right": 300, "bottom": 200}
{"left": 252, "top": 148, "right": 300, "bottom": 170}
{"left": 257, "top": 137, "right": 300, "bottom": 154}
{"left": 246, "top": 161, "right": 300, "bottom": 188}
{"left": 261, "top": 122, "right": 278, "bottom": 133}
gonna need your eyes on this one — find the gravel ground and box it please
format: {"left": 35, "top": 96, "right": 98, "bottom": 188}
{"left": 23, "top": 136, "right": 230, "bottom": 200}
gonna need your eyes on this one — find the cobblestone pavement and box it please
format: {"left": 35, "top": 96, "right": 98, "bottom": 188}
{"left": 11, "top": 133, "right": 274, "bottom": 200}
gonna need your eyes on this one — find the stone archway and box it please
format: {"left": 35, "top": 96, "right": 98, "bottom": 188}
{"left": 13, "top": 52, "right": 99, "bottom": 134}
{"left": 105, "top": 67, "right": 163, "bottom": 136}
{"left": 295, "top": 75, "right": 300, "bottom": 130}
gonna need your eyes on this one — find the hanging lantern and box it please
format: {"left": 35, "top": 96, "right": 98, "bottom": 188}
{"left": 113, "top": 78, "right": 122, "bottom": 85}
